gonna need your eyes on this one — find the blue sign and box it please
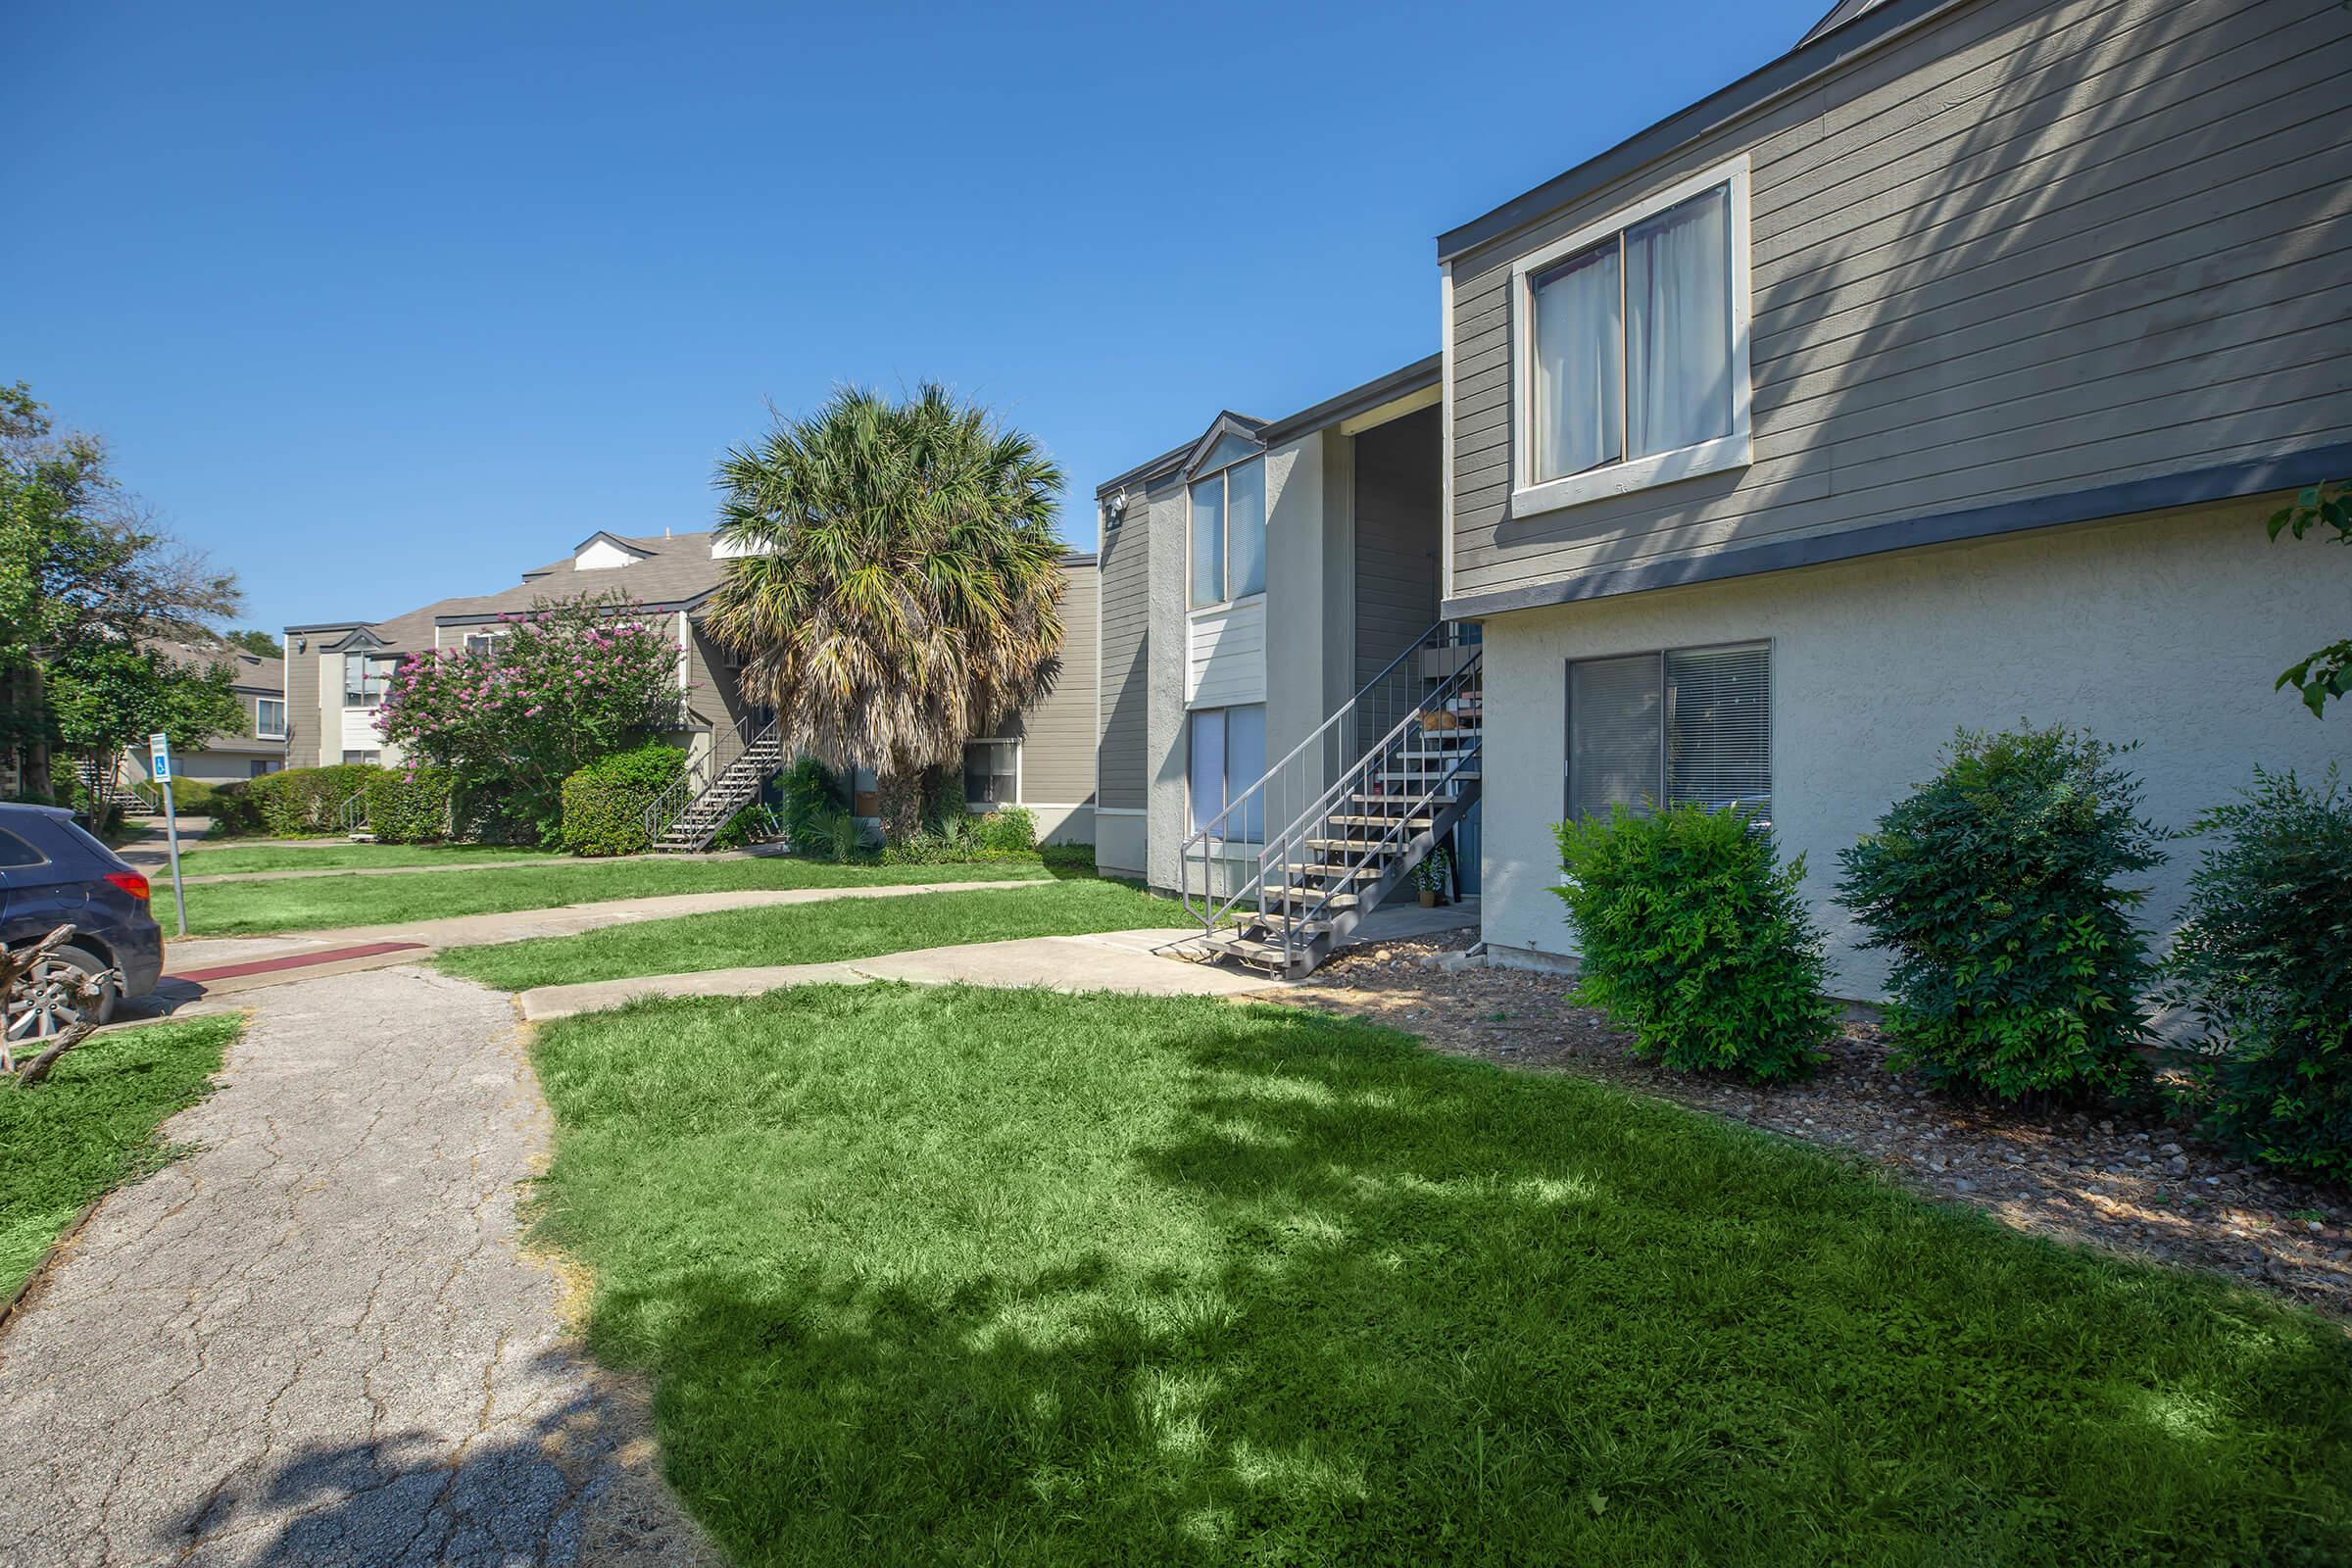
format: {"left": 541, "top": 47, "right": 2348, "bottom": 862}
{"left": 149, "top": 731, "right": 172, "bottom": 783}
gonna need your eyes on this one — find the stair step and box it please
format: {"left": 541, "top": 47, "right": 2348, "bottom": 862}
{"left": 1381, "top": 768, "right": 1481, "bottom": 783}
{"left": 1262, "top": 888, "right": 1363, "bottom": 912}
{"left": 1279, "top": 861, "right": 1381, "bottom": 881}
{"left": 1350, "top": 792, "right": 1462, "bottom": 808}
{"left": 1325, "top": 814, "right": 1432, "bottom": 830}
{"left": 1197, "top": 934, "right": 1293, "bottom": 968}
{"left": 1303, "top": 837, "right": 1404, "bottom": 854}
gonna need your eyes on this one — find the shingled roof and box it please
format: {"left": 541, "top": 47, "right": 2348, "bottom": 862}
{"left": 286, "top": 531, "right": 725, "bottom": 650}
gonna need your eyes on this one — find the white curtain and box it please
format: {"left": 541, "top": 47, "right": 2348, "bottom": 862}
{"left": 1626, "top": 185, "right": 1733, "bottom": 459}
{"left": 1226, "top": 460, "right": 1265, "bottom": 598}
{"left": 1189, "top": 710, "right": 1226, "bottom": 835}
{"left": 1189, "top": 475, "right": 1225, "bottom": 609}
{"left": 1532, "top": 245, "right": 1621, "bottom": 481}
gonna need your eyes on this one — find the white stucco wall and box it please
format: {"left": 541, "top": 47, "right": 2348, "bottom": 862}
{"left": 1095, "top": 808, "right": 1147, "bottom": 875}
{"left": 1475, "top": 495, "right": 2352, "bottom": 1000}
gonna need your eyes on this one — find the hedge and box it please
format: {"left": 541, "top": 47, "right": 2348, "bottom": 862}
{"left": 559, "top": 743, "right": 686, "bottom": 858}
{"left": 365, "top": 766, "right": 458, "bottom": 844}
{"left": 212, "top": 763, "right": 384, "bottom": 838}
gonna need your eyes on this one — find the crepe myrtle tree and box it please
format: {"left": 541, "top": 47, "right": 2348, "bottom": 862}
{"left": 374, "top": 592, "right": 683, "bottom": 845}
{"left": 703, "top": 383, "right": 1066, "bottom": 840}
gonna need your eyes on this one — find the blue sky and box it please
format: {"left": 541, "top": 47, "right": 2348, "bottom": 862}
{"left": 7, "top": 1, "right": 1822, "bottom": 634}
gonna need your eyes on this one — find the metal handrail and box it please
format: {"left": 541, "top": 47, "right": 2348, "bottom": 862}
{"left": 1179, "top": 619, "right": 1476, "bottom": 929}
{"left": 1265, "top": 660, "right": 1483, "bottom": 969}
{"left": 643, "top": 710, "right": 782, "bottom": 847}
{"left": 337, "top": 791, "right": 368, "bottom": 832}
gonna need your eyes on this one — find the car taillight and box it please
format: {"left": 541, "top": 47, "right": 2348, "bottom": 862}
{"left": 105, "top": 870, "right": 151, "bottom": 902}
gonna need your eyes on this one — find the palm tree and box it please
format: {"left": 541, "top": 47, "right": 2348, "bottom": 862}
{"left": 704, "top": 384, "right": 1068, "bottom": 837}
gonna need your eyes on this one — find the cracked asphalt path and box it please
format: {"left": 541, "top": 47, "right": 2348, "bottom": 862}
{"left": 0, "top": 965, "right": 712, "bottom": 1568}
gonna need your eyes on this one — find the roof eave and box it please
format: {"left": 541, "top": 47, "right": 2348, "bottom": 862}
{"left": 1435, "top": 0, "right": 1967, "bottom": 264}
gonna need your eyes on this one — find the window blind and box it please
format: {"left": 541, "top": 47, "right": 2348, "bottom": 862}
{"left": 1666, "top": 643, "right": 1771, "bottom": 821}
{"left": 1568, "top": 642, "right": 1770, "bottom": 824}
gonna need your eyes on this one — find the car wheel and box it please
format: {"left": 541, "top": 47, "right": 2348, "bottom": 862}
{"left": 5, "top": 944, "right": 120, "bottom": 1041}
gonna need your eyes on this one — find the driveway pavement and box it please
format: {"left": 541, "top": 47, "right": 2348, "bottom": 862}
{"left": 0, "top": 965, "right": 713, "bottom": 1567}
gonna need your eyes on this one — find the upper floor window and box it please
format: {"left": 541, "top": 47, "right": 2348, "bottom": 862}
{"left": 343, "top": 653, "right": 396, "bottom": 707}
{"left": 1513, "top": 157, "right": 1751, "bottom": 516}
{"left": 464, "top": 632, "right": 498, "bottom": 660}
{"left": 1189, "top": 455, "right": 1266, "bottom": 610}
{"left": 255, "top": 698, "right": 286, "bottom": 739}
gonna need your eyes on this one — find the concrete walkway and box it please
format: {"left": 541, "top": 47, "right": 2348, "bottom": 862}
{"left": 0, "top": 965, "right": 713, "bottom": 1567}
{"left": 151, "top": 879, "right": 1050, "bottom": 1008}
{"left": 515, "top": 925, "right": 1288, "bottom": 1020}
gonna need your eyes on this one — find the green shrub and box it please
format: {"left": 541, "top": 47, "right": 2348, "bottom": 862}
{"left": 2164, "top": 766, "right": 2352, "bottom": 1179}
{"left": 1552, "top": 803, "right": 1838, "bottom": 1083}
{"left": 816, "top": 808, "right": 861, "bottom": 863}
{"left": 365, "top": 765, "right": 457, "bottom": 844}
{"left": 218, "top": 763, "right": 382, "bottom": 837}
{"left": 780, "top": 758, "right": 844, "bottom": 851}
{"left": 710, "top": 803, "right": 783, "bottom": 853}
{"left": 1837, "top": 725, "right": 2166, "bottom": 1101}
{"left": 976, "top": 805, "right": 1037, "bottom": 854}
{"left": 1041, "top": 843, "right": 1096, "bottom": 875}
{"left": 164, "top": 778, "right": 223, "bottom": 816}
{"left": 559, "top": 743, "right": 687, "bottom": 858}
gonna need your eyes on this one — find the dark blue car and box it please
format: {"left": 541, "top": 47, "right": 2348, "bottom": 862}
{"left": 0, "top": 803, "right": 166, "bottom": 1039}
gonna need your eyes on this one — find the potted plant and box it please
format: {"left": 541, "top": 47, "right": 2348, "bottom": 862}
{"left": 1415, "top": 847, "right": 1452, "bottom": 907}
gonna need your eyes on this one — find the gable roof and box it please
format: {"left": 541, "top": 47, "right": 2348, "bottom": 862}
{"left": 285, "top": 531, "right": 727, "bottom": 650}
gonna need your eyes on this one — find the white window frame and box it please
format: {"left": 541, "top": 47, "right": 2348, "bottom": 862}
{"left": 463, "top": 630, "right": 500, "bottom": 660}
{"left": 1187, "top": 453, "right": 1267, "bottom": 612}
{"left": 1510, "top": 154, "right": 1753, "bottom": 519}
{"left": 343, "top": 653, "right": 397, "bottom": 708}
{"left": 961, "top": 737, "right": 1021, "bottom": 808}
{"left": 1563, "top": 638, "right": 1773, "bottom": 825}
{"left": 255, "top": 697, "right": 286, "bottom": 740}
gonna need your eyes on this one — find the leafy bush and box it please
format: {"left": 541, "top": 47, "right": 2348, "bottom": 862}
{"left": 780, "top": 758, "right": 845, "bottom": 851}
{"left": 219, "top": 763, "right": 382, "bottom": 838}
{"left": 559, "top": 743, "right": 686, "bottom": 858}
{"left": 376, "top": 592, "right": 684, "bottom": 847}
{"left": 710, "top": 803, "right": 784, "bottom": 853}
{"left": 1552, "top": 804, "right": 1838, "bottom": 1083}
{"left": 976, "top": 805, "right": 1036, "bottom": 854}
{"left": 364, "top": 766, "right": 457, "bottom": 844}
{"left": 1837, "top": 726, "right": 2166, "bottom": 1101}
{"left": 2164, "top": 767, "right": 2352, "bottom": 1179}
{"left": 814, "top": 808, "right": 861, "bottom": 863}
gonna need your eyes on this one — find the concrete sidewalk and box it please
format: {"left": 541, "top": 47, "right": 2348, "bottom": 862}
{"left": 0, "top": 965, "right": 712, "bottom": 1566}
{"left": 517, "top": 926, "right": 1287, "bottom": 1020}
{"left": 147, "top": 879, "right": 1052, "bottom": 1009}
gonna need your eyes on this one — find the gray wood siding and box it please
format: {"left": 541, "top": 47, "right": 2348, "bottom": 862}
{"left": 284, "top": 648, "right": 321, "bottom": 769}
{"left": 997, "top": 564, "right": 1099, "bottom": 805}
{"left": 1447, "top": 0, "right": 2352, "bottom": 602}
{"left": 1097, "top": 501, "right": 1152, "bottom": 810}
{"left": 683, "top": 619, "right": 755, "bottom": 768}
{"left": 1353, "top": 406, "right": 1444, "bottom": 689}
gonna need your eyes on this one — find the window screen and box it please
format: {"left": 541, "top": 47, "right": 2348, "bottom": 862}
{"left": 1568, "top": 643, "right": 1769, "bottom": 824}
{"left": 962, "top": 740, "right": 1018, "bottom": 806}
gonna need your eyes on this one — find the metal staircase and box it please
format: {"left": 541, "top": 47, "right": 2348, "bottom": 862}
{"left": 645, "top": 712, "right": 786, "bottom": 853}
{"left": 1182, "top": 622, "right": 1481, "bottom": 978}
{"left": 81, "top": 760, "right": 159, "bottom": 817}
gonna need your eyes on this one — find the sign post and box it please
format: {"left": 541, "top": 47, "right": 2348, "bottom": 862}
{"left": 149, "top": 732, "right": 187, "bottom": 937}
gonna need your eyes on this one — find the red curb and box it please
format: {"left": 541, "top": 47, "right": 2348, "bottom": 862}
{"left": 167, "top": 942, "right": 430, "bottom": 984}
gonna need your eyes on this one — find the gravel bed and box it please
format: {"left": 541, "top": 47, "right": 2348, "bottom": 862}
{"left": 1281, "top": 936, "right": 2352, "bottom": 1319}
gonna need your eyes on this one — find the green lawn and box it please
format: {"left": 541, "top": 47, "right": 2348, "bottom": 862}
{"left": 1, "top": 1015, "right": 240, "bottom": 1300}
{"left": 438, "top": 878, "right": 1187, "bottom": 991}
{"left": 179, "top": 856, "right": 1054, "bottom": 936}
{"left": 528, "top": 987, "right": 2352, "bottom": 1567}
{"left": 179, "top": 842, "right": 564, "bottom": 875}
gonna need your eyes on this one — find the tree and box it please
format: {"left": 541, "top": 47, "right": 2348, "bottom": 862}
{"left": 48, "top": 644, "right": 243, "bottom": 784}
{"left": 0, "top": 381, "right": 242, "bottom": 786}
{"left": 2269, "top": 480, "right": 2350, "bottom": 716}
{"left": 223, "top": 629, "right": 281, "bottom": 659}
{"left": 703, "top": 384, "right": 1066, "bottom": 838}
{"left": 374, "top": 592, "right": 682, "bottom": 845}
